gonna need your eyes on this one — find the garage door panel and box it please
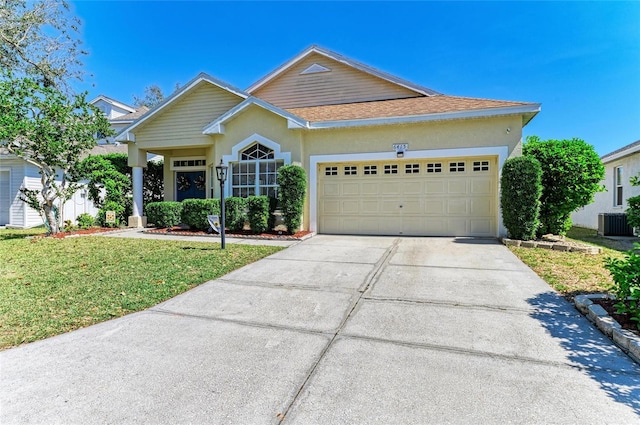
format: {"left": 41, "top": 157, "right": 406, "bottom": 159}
{"left": 448, "top": 218, "right": 469, "bottom": 236}
{"left": 426, "top": 181, "right": 446, "bottom": 194}
{"left": 471, "top": 198, "right": 492, "bottom": 215}
{"left": 322, "top": 183, "right": 340, "bottom": 196}
{"left": 318, "top": 157, "right": 496, "bottom": 237}
{"left": 471, "top": 178, "right": 493, "bottom": 195}
{"left": 402, "top": 200, "right": 421, "bottom": 214}
{"left": 447, "top": 180, "right": 467, "bottom": 194}
{"left": 381, "top": 182, "right": 401, "bottom": 195}
{"left": 403, "top": 181, "right": 423, "bottom": 195}
{"left": 470, "top": 219, "right": 492, "bottom": 235}
{"left": 381, "top": 200, "right": 400, "bottom": 214}
{"left": 447, "top": 199, "right": 468, "bottom": 215}
{"left": 425, "top": 200, "right": 445, "bottom": 214}
{"left": 322, "top": 200, "right": 340, "bottom": 214}
{"left": 342, "top": 183, "right": 360, "bottom": 196}
{"left": 343, "top": 200, "right": 359, "bottom": 214}
{"left": 362, "top": 183, "right": 379, "bottom": 195}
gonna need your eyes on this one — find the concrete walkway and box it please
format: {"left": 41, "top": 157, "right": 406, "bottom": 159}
{"left": 1, "top": 235, "right": 639, "bottom": 424}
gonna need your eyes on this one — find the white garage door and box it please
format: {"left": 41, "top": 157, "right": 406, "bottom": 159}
{"left": 318, "top": 157, "right": 497, "bottom": 237}
{"left": 0, "top": 171, "right": 10, "bottom": 225}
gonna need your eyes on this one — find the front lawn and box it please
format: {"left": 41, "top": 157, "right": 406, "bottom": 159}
{"left": 0, "top": 229, "right": 283, "bottom": 350}
{"left": 508, "top": 226, "right": 630, "bottom": 298}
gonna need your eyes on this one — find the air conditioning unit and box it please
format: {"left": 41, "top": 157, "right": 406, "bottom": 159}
{"left": 597, "top": 213, "right": 634, "bottom": 236}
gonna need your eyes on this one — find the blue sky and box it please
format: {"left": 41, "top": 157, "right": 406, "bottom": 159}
{"left": 71, "top": 1, "right": 640, "bottom": 156}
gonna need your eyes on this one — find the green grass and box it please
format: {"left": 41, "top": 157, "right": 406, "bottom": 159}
{"left": 509, "top": 226, "right": 632, "bottom": 299}
{"left": 0, "top": 230, "right": 283, "bottom": 350}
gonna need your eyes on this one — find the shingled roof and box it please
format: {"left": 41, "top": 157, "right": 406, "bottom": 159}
{"left": 286, "top": 95, "right": 536, "bottom": 123}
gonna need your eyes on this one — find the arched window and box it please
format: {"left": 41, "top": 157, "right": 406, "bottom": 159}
{"left": 231, "top": 143, "right": 284, "bottom": 197}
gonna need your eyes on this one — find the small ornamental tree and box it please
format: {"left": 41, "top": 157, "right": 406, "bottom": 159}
{"left": 278, "top": 165, "right": 306, "bottom": 234}
{"left": 500, "top": 156, "right": 542, "bottom": 240}
{"left": 626, "top": 174, "right": 640, "bottom": 230}
{"left": 0, "top": 75, "right": 113, "bottom": 234}
{"left": 523, "top": 136, "right": 605, "bottom": 236}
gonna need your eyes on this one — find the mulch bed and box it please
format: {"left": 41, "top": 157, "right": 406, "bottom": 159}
{"left": 591, "top": 298, "right": 639, "bottom": 336}
{"left": 145, "top": 226, "right": 313, "bottom": 240}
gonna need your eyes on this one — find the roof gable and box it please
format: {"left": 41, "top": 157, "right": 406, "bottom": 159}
{"left": 116, "top": 73, "right": 248, "bottom": 141}
{"left": 247, "top": 46, "right": 440, "bottom": 109}
{"left": 202, "top": 97, "right": 306, "bottom": 134}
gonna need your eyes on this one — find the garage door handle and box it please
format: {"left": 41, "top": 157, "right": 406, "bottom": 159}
{"left": 399, "top": 205, "right": 403, "bottom": 208}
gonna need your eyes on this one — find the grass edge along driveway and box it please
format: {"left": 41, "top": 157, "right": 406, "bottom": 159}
{"left": 508, "top": 226, "right": 629, "bottom": 298}
{"left": 0, "top": 230, "right": 283, "bottom": 350}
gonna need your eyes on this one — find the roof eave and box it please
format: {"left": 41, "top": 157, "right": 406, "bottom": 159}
{"left": 601, "top": 141, "right": 640, "bottom": 163}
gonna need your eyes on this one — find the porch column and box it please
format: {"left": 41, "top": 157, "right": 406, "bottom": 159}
{"left": 128, "top": 166, "right": 146, "bottom": 228}
{"left": 126, "top": 141, "right": 148, "bottom": 228}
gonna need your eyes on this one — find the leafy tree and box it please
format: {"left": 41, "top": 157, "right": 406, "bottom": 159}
{"left": 523, "top": 136, "right": 605, "bottom": 236}
{"left": 76, "top": 155, "right": 131, "bottom": 224}
{"left": 77, "top": 154, "right": 164, "bottom": 224}
{"left": 626, "top": 174, "right": 640, "bottom": 229}
{"left": 0, "top": 75, "right": 113, "bottom": 234}
{"left": 500, "top": 156, "right": 542, "bottom": 240}
{"left": 133, "top": 85, "right": 164, "bottom": 108}
{"left": 0, "top": 0, "right": 86, "bottom": 88}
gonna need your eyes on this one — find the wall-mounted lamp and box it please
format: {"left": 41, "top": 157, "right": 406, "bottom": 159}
{"left": 506, "top": 127, "right": 511, "bottom": 134}
{"left": 393, "top": 143, "right": 408, "bottom": 158}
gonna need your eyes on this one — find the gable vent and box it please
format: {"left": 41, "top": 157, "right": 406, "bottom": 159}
{"left": 300, "top": 63, "right": 331, "bottom": 75}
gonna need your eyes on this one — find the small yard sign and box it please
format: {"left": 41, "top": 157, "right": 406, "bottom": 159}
{"left": 105, "top": 211, "right": 116, "bottom": 224}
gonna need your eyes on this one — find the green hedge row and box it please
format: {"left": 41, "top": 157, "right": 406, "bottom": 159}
{"left": 146, "top": 196, "right": 274, "bottom": 234}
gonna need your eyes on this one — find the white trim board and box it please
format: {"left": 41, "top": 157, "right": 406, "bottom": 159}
{"left": 308, "top": 146, "right": 509, "bottom": 237}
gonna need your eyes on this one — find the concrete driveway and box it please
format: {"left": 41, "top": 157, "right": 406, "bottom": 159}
{"left": 1, "top": 235, "right": 639, "bottom": 424}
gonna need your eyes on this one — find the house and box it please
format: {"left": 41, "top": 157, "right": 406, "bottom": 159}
{"left": 572, "top": 140, "right": 640, "bottom": 231}
{"left": 116, "top": 45, "right": 540, "bottom": 237}
{"left": 0, "top": 97, "right": 145, "bottom": 228}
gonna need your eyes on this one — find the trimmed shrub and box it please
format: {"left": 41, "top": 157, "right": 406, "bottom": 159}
{"left": 76, "top": 212, "right": 95, "bottom": 229}
{"left": 181, "top": 198, "right": 220, "bottom": 230}
{"left": 246, "top": 195, "right": 270, "bottom": 233}
{"left": 523, "top": 136, "right": 604, "bottom": 236}
{"left": 500, "top": 156, "right": 542, "bottom": 241}
{"left": 278, "top": 165, "right": 306, "bottom": 234}
{"left": 225, "top": 197, "right": 247, "bottom": 232}
{"left": 604, "top": 244, "right": 640, "bottom": 330}
{"left": 145, "top": 201, "right": 183, "bottom": 228}
{"left": 267, "top": 196, "right": 278, "bottom": 230}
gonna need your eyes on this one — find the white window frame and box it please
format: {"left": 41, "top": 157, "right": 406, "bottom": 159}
{"left": 220, "top": 134, "right": 291, "bottom": 197}
{"left": 614, "top": 166, "right": 623, "bottom": 207}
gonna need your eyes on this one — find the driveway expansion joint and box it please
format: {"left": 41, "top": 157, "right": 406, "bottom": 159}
{"left": 337, "top": 334, "right": 640, "bottom": 376}
{"left": 275, "top": 238, "right": 400, "bottom": 424}
{"left": 148, "top": 308, "right": 335, "bottom": 337}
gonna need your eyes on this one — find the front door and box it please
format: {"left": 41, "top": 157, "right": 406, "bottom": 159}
{"left": 176, "top": 171, "right": 206, "bottom": 201}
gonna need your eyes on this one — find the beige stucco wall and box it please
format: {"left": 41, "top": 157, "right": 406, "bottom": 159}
{"left": 302, "top": 115, "right": 522, "bottom": 161}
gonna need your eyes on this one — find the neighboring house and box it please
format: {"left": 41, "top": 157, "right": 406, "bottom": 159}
{"left": 116, "top": 45, "right": 540, "bottom": 237}
{"left": 572, "top": 140, "right": 640, "bottom": 231}
{"left": 0, "top": 97, "right": 145, "bottom": 228}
